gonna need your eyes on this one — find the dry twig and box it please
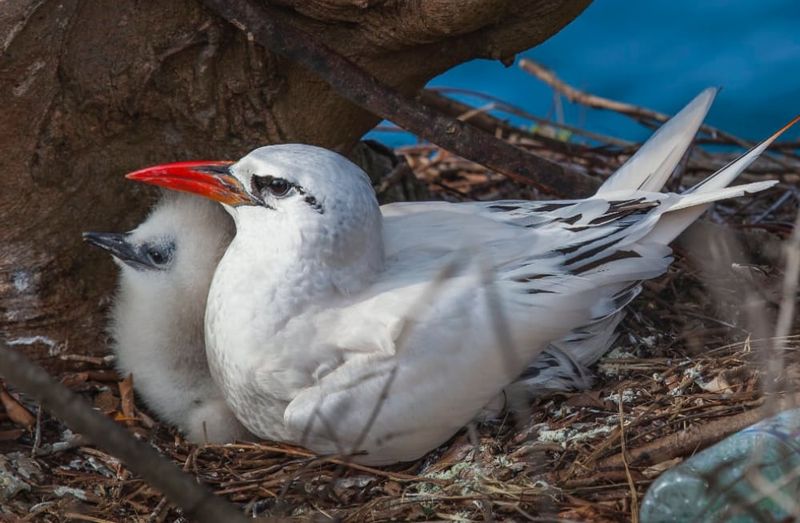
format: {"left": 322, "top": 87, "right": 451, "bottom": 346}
{"left": 0, "top": 342, "right": 252, "bottom": 523}
{"left": 519, "top": 59, "right": 796, "bottom": 164}
{"left": 597, "top": 393, "right": 800, "bottom": 471}
{"left": 618, "top": 392, "right": 638, "bottom": 523}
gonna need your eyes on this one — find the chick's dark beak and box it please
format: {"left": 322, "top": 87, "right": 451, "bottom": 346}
{"left": 83, "top": 231, "right": 152, "bottom": 270}
{"left": 83, "top": 231, "right": 132, "bottom": 258}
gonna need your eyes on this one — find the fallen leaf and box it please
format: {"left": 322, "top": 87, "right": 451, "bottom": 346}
{"left": 60, "top": 372, "right": 89, "bottom": 388}
{"left": 382, "top": 480, "right": 402, "bottom": 497}
{"left": 93, "top": 389, "right": 119, "bottom": 414}
{"left": 0, "top": 429, "right": 25, "bottom": 441}
{"left": 699, "top": 366, "right": 755, "bottom": 394}
{"left": 0, "top": 384, "right": 35, "bottom": 429}
{"left": 118, "top": 374, "right": 136, "bottom": 426}
{"left": 698, "top": 374, "right": 731, "bottom": 394}
{"left": 564, "top": 390, "right": 610, "bottom": 409}
{"left": 643, "top": 457, "right": 683, "bottom": 478}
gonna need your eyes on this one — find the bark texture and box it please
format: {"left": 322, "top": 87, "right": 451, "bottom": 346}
{"left": 0, "top": 0, "right": 590, "bottom": 363}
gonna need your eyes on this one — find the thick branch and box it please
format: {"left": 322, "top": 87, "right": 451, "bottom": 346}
{"left": 594, "top": 393, "right": 800, "bottom": 472}
{"left": 419, "top": 90, "right": 602, "bottom": 160}
{"left": 520, "top": 59, "right": 800, "bottom": 175}
{"left": 200, "top": 0, "right": 598, "bottom": 197}
{"left": 519, "top": 59, "right": 786, "bottom": 153}
{"left": 0, "top": 343, "right": 252, "bottom": 523}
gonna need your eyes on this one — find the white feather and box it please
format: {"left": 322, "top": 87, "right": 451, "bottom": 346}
{"left": 647, "top": 113, "right": 799, "bottom": 245}
{"left": 597, "top": 87, "right": 717, "bottom": 194}
{"left": 105, "top": 193, "right": 252, "bottom": 443}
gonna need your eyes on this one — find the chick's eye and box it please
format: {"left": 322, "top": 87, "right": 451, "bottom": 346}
{"left": 147, "top": 248, "right": 167, "bottom": 265}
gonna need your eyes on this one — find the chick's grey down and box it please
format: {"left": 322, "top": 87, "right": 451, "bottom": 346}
{"left": 86, "top": 193, "right": 251, "bottom": 443}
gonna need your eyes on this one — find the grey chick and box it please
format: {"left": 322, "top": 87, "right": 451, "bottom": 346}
{"left": 84, "top": 192, "right": 251, "bottom": 443}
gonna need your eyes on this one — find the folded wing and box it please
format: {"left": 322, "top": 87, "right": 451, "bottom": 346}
{"left": 284, "top": 101, "right": 796, "bottom": 464}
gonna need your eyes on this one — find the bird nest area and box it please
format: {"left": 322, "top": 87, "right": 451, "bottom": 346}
{"left": 2, "top": 83, "right": 800, "bottom": 523}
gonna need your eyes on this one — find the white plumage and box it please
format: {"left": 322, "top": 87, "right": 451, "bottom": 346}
{"left": 84, "top": 193, "right": 251, "bottom": 443}
{"left": 127, "top": 89, "right": 796, "bottom": 464}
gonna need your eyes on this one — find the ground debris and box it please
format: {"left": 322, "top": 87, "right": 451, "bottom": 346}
{"left": 2, "top": 83, "right": 799, "bottom": 521}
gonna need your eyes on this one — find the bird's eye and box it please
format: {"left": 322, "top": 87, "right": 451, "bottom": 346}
{"left": 267, "top": 178, "right": 292, "bottom": 197}
{"left": 139, "top": 240, "right": 174, "bottom": 271}
{"left": 146, "top": 246, "right": 169, "bottom": 266}
{"left": 253, "top": 175, "right": 293, "bottom": 198}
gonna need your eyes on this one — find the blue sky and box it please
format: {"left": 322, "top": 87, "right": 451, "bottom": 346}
{"left": 370, "top": 0, "right": 800, "bottom": 146}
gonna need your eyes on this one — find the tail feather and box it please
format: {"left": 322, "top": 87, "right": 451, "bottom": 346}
{"left": 671, "top": 180, "right": 778, "bottom": 211}
{"left": 687, "top": 115, "right": 800, "bottom": 194}
{"left": 648, "top": 115, "right": 799, "bottom": 244}
{"left": 597, "top": 88, "right": 717, "bottom": 195}
{"left": 505, "top": 106, "right": 797, "bottom": 405}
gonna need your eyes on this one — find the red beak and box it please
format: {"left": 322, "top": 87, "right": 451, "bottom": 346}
{"left": 125, "top": 161, "right": 257, "bottom": 206}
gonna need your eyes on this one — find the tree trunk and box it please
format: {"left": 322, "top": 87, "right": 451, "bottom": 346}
{"left": 0, "top": 0, "right": 590, "bottom": 365}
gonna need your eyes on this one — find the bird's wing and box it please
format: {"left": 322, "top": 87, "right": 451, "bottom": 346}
{"left": 283, "top": 112, "right": 796, "bottom": 463}
{"left": 284, "top": 178, "right": 772, "bottom": 464}
{"left": 511, "top": 310, "right": 626, "bottom": 395}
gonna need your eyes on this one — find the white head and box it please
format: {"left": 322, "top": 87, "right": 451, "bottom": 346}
{"left": 84, "top": 192, "right": 234, "bottom": 351}
{"left": 127, "top": 144, "right": 385, "bottom": 293}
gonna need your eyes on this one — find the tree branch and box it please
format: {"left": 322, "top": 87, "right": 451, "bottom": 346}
{"left": 0, "top": 342, "right": 252, "bottom": 523}
{"left": 592, "top": 393, "right": 800, "bottom": 472}
{"left": 519, "top": 59, "right": 794, "bottom": 160}
{"left": 199, "top": 0, "right": 599, "bottom": 197}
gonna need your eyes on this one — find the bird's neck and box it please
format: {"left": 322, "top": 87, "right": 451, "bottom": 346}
{"left": 208, "top": 217, "right": 385, "bottom": 339}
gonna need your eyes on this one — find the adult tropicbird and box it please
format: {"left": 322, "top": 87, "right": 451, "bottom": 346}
{"left": 127, "top": 90, "right": 796, "bottom": 464}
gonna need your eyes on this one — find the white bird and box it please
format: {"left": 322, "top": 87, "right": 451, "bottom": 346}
{"left": 83, "top": 192, "right": 252, "bottom": 443}
{"left": 127, "top": 90, "right": 797, "bottom": 464}
{"left": 80, "top": 188, "right": 610, "bottom": 446}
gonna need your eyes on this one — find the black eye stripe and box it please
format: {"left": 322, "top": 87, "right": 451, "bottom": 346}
{"left": 250, "top": 175, "right": 324, "bottom": 213}
{"left": 305, "top": 195, "right": 323, "bottom": 214}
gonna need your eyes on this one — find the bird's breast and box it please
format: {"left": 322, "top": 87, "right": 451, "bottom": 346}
{"left": 203, "top": 249, "right": 345, "bottom": 440}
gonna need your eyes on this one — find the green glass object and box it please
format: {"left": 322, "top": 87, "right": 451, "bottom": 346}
{"left": 640, "top": 408, "right": 800, "bottom": 522}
